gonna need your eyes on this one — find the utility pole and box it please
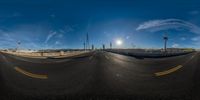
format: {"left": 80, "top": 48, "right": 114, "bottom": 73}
{"left": 110, "top": 42, "right": 112, "bottom": 49}
{"left": 163, "top": 34, "right": 168, "bottom": 53}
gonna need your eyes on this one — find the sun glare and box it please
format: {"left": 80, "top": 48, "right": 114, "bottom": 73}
{"left": 116, "top": 39, "right": 123, "bottom": 46}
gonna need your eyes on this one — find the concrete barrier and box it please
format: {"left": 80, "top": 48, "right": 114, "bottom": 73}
{"left": 1, "top": 51, "right": 89, "bottom": 58}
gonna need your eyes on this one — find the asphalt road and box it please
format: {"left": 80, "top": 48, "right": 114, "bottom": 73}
{"left": 0, "top": 51, "right": 200, "bottom": 100}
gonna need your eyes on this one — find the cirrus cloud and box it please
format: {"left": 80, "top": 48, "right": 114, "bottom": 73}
{"left": 44, "top": 31, "right": 57, "bottom": 44}
{"left": 136, "top": 19, "right": 200, "bottom": 34}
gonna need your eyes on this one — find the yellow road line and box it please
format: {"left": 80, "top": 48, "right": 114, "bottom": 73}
{"left": 14, "top": 67, "right": 48, "bottom": 79}
{"left": 155, "top": 65, "right": 183, "bottom": 76}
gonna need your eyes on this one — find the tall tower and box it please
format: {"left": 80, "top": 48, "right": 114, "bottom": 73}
{"left": 163, "top": 34, "right": 168, "bottom": 53}
{"left": 86, "top": 33, "right": 89, "bottom": 50}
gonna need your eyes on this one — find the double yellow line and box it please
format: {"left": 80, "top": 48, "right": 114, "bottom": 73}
{"left": 14, "top": 67, "right": 48, "bottom": 79}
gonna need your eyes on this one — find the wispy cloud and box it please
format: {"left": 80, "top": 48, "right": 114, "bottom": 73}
{"left": 189, "top": 10, "right": 199, "bottom": 15}
{"left": 172, "top": 43, "right": 179, "bottom": 48}
{"left": 13, "top": 12, "right": 21, "bottom": 17}
{"left": 50, "top": 14, "right": 55, "bottom": 18}
{"left": 43, "top": 29, "right": 66, "bottom": 49}
{"left": 57, "top": 34, "right": 63, "bottom": 38}
{"left": 55, "top": 41, "right": 61, "bottom": 45}
{"left": 191, "top": 36, "right": 200, "bottom": 46}
{"left": 191, "top": 37, "right": 200, "bottom": 41}
{"left": 181, "top": 37, "right": 186, "bottom": 41}
{"left": 126, "top": 36, "right": 130, "bottom": 39}
{"left": 136, "top": 19, "right": 200, "bottom": 34}
{"left": 64, "top": 25, "right": 74, "bottom": 33}
{"left": 0, "top": 31, "right": 41, "bottom": 49}
{"left": 0, "top": 30, "right": 17, "bottom": 48}
{"left": 0, "top": 33, "right": 15, "bottom": 42}
{"left": 44, "top": 31, "right": 57, "bottom": 44}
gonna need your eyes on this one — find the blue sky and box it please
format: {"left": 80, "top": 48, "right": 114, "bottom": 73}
{"left": 0, "top": 0, "right": 200, "bottom": 49}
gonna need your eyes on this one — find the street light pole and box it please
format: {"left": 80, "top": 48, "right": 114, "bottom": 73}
{"left": 110, "top": 42, "right": 112, "bottom": 49}
{"left": 163, "top": 34, "right": 168, "bottom": 53}
{"left": 17, "top": 41, "right": 21, "bottom": 51}
{"left": 86, "top": 33, "right": 89, "bottom": 50}
{"left": 102, "top": 44, "right": 105, "bottom": 50}
{"left": 83, "top": 42, "right": 86, "bottom": 51}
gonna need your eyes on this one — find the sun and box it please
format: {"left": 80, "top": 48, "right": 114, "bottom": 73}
{"left": 116, "top": 39, "right": 123, "bottom": 46}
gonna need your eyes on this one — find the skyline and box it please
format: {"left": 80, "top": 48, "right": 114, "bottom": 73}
{"left": 0, "top": 0, "right": 200, "bottom": 49}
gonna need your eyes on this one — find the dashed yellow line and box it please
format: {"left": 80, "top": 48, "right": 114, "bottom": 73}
{"left": 14, "top": 67, "right": 48, "bottom": 79}
{"left": 155, "top": 65, "right": 183, "bottom": 76}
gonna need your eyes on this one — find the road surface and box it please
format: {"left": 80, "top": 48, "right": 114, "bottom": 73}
{"left": 0, "top": 51, "right": 199, "bottom": 100}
